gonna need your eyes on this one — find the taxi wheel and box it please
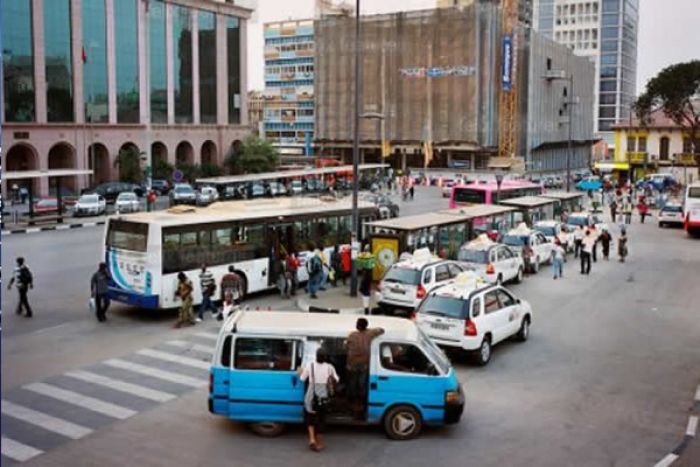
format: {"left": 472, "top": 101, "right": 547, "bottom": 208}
{"left": 516, "top": 316, "right": 530, "bottom": 342}
{"left": 532, "top": 258, "right": 540, "bottom": 274}
{"left": 249, "top": 422, "right": 286, "bottom": 437}
{"left": 496, "top": 274, "right": 503, "bottom": 285}
{"left": 515, "top": 268, "right": 524, "bottom": 284}
{"left": 475, "top": 336, "right": 492, "bottom": 366}
{"left": 384, "top": 405, "right": 423, "bottom": 440}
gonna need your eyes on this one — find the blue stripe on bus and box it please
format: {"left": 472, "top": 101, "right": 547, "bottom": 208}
{"left": 107, "top": 286, "right": 159, "bottom": 309}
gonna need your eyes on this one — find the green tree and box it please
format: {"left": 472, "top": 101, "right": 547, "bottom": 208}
{"left": 175, "top": 161, "right": 201, "bottom": 183}
{"left": 235, "top": 136, "right": 279, "bottom": 174}
{"left": 152, "top": 158, "right": 174, "bottom": 181}
{"left": 635, "top": 60, "right": 700, "bottom": 165}
{"left": 114, "top": 146, "right": 143, "bottom": 183}
{"left": 200, "top": 162, "right": 224, "bottom": 178}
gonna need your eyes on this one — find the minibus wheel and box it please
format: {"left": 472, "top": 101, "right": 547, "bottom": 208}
{"left": 249, "top": 422, "right": 285, "bottom": 437}
{"left": 384, "top": 405, "right": 422, "bottom": 440}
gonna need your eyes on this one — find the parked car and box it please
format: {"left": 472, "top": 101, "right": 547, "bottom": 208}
{"left": 169, "top": 183, "right": 197, "bottom": 205}
{"left": 115, "top": 192, "right": 140, "bottom": 213}
{"left": 88, "top": 182, "right": 144, "bottom": 204}
{"left": 73, "top": 193, "right": 107, "bottom": 217}
{"left": 247, "top": 182, "right": 266, "bottom": 198}
{"left": 457, "top": 235, "right": 524, "bottom": 284}
{"left": 196, "top": 186, "right": 219, "bottom": 206}
{"left": 33, "top": 198, "right": 59, "bottom": 215}
{"left": 290, "top": 180, "right": 304, "bottom": 195}
{"left": 150, "top": 179, "right": 171, "bottom": 195}
{"left": 566, "top": 212, "right": 607, "bottom": 232}
{"left": 501, "top": 225, "right": 554, "bottom": 273}
{"left": 534, "top": 220, "right": 574, "bottom": 253}
{"left": 415, "top": 272, "right": 532, "bottom": 366}
{"left": 359, "top": 192, "right": 399, "bottom": 219}
{"left": 575, "top": 176, "right": 602, "bottom": 191}
{"left": 267, "top": 181, "right": 288, "bottom": 197}
{"left": 658, "top": 202, "right": 684, "bottom": 228}
{"left": 377, "top": 249, "right": 469, "bottom": 316}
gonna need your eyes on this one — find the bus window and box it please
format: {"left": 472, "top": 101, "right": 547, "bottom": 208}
{"left": 338, "top": 215, "right": 351, "bottom": 243}
{"left": 453, "top": 188, "right": 486, "bottom": 204}
{"left": 234, "top": 338, "right": 295, "bottom": 371}
{"left": 181, "top": 231, "right": 197, "bottom": 247}
{"left": 221, "top": 335, "right": 232, "bottom": 367}
{"left": 242, "top": 225, "right": 266, "bottom": 257}
{"left": 198, "top": 230, "right": 212, "bottom": 251}
{"left": 107, "top": 220, "right": 149, "bottom": 252}
{"left": 213, "top": 228, "right": 234, "bottom": 247}
{"left": 295, "top": 220, "right": 313, "bottom": 252}
{"left": 163, "top": 233, "right": 180, "bottom": 250}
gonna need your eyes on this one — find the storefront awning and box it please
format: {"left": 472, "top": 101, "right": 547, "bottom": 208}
{"left": 594, "top": 161, "right": 629, "bottom": 171}
{"left": 3, "top": 169, "right": 93, "bottom": 180}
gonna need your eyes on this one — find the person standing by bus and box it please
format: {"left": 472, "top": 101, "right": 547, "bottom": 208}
{"left": 287, "top": 253, "right": 300, "bottom": 296}
{"left": 174, "top": 272, "right": 195, "bottom": 328}
{"left": 346, "top": 318, "right": 384, "bottom": 419}
{"left": 306, "top": 249, "right": 323, "bottom": 299}
{"left": 8, "top": 257, "right": 34, "bottom": 318}
{"left": 90, "top": 262, "right": 111, "bottom": 322}
{"left": 197, "top": 265, "right": 217, "bottom": 322}
{"left": 220, "top": 266, "right": 244, "bottom": 304}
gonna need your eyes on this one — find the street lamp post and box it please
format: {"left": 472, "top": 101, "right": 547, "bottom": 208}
{"left": 495, "top": 172, "right": 504, "bottom": 204}
{"left": 350, "top": 0, "right": 362, "bottom": 297}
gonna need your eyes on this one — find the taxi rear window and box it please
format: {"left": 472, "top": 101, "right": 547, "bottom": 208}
{"left": 458, "top": 249, "right": 489, "bottom": 263}
{"left": 662, "top": 205, "right": 682, "bottom": 212}
{"left": 417, "top": 295, "right": 469, "bottom": 319}
{"left": 383, "top": 267, "right": 421, "bottom": 285}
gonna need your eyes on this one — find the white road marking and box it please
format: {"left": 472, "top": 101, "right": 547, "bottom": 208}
{"left": 653, "top": 453, "right": 678, "bottom": 467}
{"left": 26, "top": 228, "right": 41, "bottom": 233}
{"left": 136, "top": 349, "right": 210, "bottom": 370}
{"left": 56, "top": 225, "right": 70, "bottom": 230}
{"left": 695, "top": 384, "right": 700, "bottom": 402}
{"left": 1, "top": 436, "right": 44, "bottom": 462}
{"left": 687, "top": 415, "right": 698, "bottom": 437}
{"left": 193, "top": 332, "right": 218, "bottom": 341}
{"left": 164, "top": 340, "right": 214, "bottom": 354}
{"left": 103, "top": 358, "right": 206, "bottom": 388}
{"left": 64, "top": 370, "right": 176, "bottom": 403}
{"left": 1, "top": 400, "right": 92, "bottom": 439}
{"left": 83, "top": 222, "right": 96, "bottom": 227}
{"left": 23, "top": 382, "right": 137, "bottom": 420}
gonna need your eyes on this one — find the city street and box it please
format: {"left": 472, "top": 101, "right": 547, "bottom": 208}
{"left": 2, "top": 186, "right": 699, "bottom": 466}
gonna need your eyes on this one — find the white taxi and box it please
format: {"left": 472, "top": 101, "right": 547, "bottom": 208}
{"left": 501, "top": 224, "right": 554, "bottom": 274}
{"left": 415, "top": 272, "right": 532, "bottom": 365}
{"left": 534, "top": 220, "right": 574, "bottom": 253}
{"left": 658, "top": 202, "right": 684, "bottom": 227}
{"left": 457, "top": 234, "right": 524, "bottom": 284}
{"left": 377, "top": 249, "right": 469, "bottom": 316}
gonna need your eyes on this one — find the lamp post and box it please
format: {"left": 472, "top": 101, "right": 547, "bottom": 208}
{"left": 350, "top": 0, "right": 362, "bottom": 297}
{"left": 495, "top": 172, "right": 504, "bottom": 204}
{"left": 543, "top": 71, "right": 575, "bottom": 192}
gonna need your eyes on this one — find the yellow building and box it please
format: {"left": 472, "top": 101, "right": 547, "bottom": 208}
{"left": 601, "top": 108, "right": 699, "bottom": 184}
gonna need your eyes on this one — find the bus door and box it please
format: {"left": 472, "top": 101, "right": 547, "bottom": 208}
{"left": 268, "top": 224, "right": 294, "bottom": 287}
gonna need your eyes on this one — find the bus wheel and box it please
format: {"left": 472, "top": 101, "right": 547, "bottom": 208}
{"left": 249, "top": 422, "right": 285, "bottom": 437}
{"left": 384, "top": 405, "right": 422, "bottom": 440}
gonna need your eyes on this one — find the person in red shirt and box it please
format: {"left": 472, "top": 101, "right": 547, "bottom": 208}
{"left": 638, "top": 198, "right": 649, "bottom": 224}
{"left": 340, "top": 246, "right": 352, "bottom": 285}
{"left": 287, "top": 253, "right": 300, "bottom": 296}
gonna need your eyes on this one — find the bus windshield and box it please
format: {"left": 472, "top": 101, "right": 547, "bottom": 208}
{"left": 453, "top": 188, "right": 486, "bottom": 204}
{"left": 107, "top": 220, "right": 148, "bottom": 252}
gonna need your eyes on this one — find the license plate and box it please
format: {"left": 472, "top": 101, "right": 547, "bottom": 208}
{"left": 391, "top": 288, "right": 405, "bottom": 294}
{"left": 431, "top": 323, "right": 450, "bottom": 331}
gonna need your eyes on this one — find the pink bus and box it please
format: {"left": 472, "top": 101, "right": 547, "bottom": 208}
{"left": 449, "top": 180, "right": 544, "bottom": 209}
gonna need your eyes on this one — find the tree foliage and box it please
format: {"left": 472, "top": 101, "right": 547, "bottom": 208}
{"left": 200, "top": 162, "right": 224, "bottom": 178}
{"left": 233, "top": 136, "right": 279, "bottom": 174}
{"left": 152, "top": 158, "right": 174, "bottom": 181}
{"left": 635, "top": 60, "right": 700, "bottom": 164}
{"left": 175, "top": 161, "right": 201, "bottom": 184}
{"left": 114, "top": 146, "right": 143, "bottom": 183}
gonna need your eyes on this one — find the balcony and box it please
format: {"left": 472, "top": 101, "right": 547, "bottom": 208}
{"left": 673, "top": 153, "right": 699, "bottom": 165}
{"left": 626, "top": 151, "right": 647, "bottom": 164}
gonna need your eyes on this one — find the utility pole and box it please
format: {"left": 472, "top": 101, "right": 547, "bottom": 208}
{"left": 566, "top": 75, "right": 573, "bottom": 192}
{"left": 350, "top": 0, "right": 361, "bottom": 297}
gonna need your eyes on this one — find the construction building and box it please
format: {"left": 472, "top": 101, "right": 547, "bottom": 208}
{"left": 313, "top": 5, "right": 595, "bottom": 172}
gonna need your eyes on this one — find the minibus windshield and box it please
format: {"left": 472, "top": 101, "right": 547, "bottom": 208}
{"left": 417, "top": 328, "right": 450, "bottom": 374}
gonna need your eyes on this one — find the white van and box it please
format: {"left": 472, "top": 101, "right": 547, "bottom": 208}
{"left": 684, "top": 182, "right": 700, "bottom": 236}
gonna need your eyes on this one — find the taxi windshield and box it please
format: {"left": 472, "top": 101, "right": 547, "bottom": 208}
{"left": 458, "top": 249, "right": 489, "bottom": 263}
{"left": 535, "top": 226, "right": 556, "bottom": 236}
{"left": 418, "top": 295, "right": 469, "bottom": 319}
{"left": 568, "top": 216, "right": 588, "bottom": 226}
{"left": 503, "top": 235, "right": 529, "bottom": 247}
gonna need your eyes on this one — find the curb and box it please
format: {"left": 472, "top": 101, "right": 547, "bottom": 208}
{"left": 2, "top": 221, "right": 105, "bottom": 236}
{"left": 653, "top": 382, "right": 700, "bottom": 467}
{"left": 295, "top": 297, "right": 365, "bottom": 315}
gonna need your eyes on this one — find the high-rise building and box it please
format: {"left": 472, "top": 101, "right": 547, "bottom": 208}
{"left": 437, "top": 0, "right": 534, "bottom": 27}
{"left": 262, "top": 20, "right": 315, "bottom": 156}
{"left": 533, "top": 0, "right": 639, "bottom": 145}
{"left": 1, "top": 0, "right": 252, "bottom": 198}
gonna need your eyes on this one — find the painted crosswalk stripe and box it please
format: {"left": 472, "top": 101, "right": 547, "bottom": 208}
{"left": 24, "top": 382, "right": 137, "bottom": 420}
{"left": 1, "top": 436, "right": 44, "bottom": 462}
{"left": 653, "top": 453, "right": 678, "bottom": 467}
{"left": 193, "top": 332, "right": 218, "bottom": 341}
{"left": 136, "top": 349, "right": 210, "bottom": 370}
{"left": 164, "top": 340, "right": 213, "bottom": 354}
{"left": 1, "top": 400, "right": 92, "bottom": 439}
{"left": 64, "top": 370, "right": 176, "bottom": 403}
{"left": 103, "top": 358, "right": 206, "bottom": 388}
{"left": 695, "top": 385, "right": 700, "bottom": 402}
{"left": 687, "top": 415, "right": 698, "bottom": 437}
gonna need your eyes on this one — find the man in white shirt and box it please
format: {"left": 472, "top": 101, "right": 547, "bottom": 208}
{"left": 580, "top": 230, "right": 595, "bottom": 275}
{"left": 573, "top": 226, "right": 585, "bottom": 259}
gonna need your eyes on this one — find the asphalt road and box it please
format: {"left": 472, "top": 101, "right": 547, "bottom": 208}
{"left": 2, "top": 186, "right": 699, "bottom": 466}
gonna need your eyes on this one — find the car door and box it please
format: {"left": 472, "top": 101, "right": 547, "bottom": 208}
{"left": 482, "top": 290, "right": 507, "bottom": 343}
{"left": 228, "top": 336, "right": 305, "bottom": 423}
{"left": 496, "top": 247, "right": 516, "bottom": 281}
{"left": 496, "top": 288, "right": 521, "bottom": 337}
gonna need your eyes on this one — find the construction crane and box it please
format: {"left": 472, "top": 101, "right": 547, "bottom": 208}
{"left": 497, "top": 0, "right": 519, "bottom": 160}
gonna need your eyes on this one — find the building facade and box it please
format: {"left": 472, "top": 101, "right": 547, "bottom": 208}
{"left": 533, "top": 0, "right": 639, "bottom": 146}
{"left": 1, "top": 0, "right": 251, "bottom": 197}
{"left": 437, "top": 0, "right": 534, "bottom": 27}
{"left": 247, "top": 90, "right": 264, "bottom": 135}
{"left": 262, "top": 20, "right": 314, "bottom": 155}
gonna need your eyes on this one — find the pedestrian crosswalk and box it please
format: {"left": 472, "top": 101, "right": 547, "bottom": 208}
{"left": 1, "top": 327, "right": 218, "bottom": 464}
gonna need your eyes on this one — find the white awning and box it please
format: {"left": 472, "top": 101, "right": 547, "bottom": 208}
{"left": 4, "top": 169, "right": 93, "bottom": 180}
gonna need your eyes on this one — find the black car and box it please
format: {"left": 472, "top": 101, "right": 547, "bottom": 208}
{"left": 86, "top": 182, "right": 144, "bottom": 204}
{"left": 150, "top": 179, "right": 171, "bottom": 195}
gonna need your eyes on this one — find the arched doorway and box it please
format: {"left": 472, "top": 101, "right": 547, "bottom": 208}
{"left": 116, "top": 142, "right": 141, "bottom": 183}
{"left": 201, "top": 140, "right": 217, "bottom": 165}
{"left": 88, "top": 143, "right": 111, "bottom": 185}
{"left": 48, "top": 142, "right": 77, "bottom": 194}
{"left": 659, "top": 136, "right": 670, "bottom": 161}
{"left": 152, "top": 142, "right": 168, "bottom": 165}
{"left": 176, "top": 141, "right": 194, "bottom": 166}
{"left": 5, "top": 143, "right": 39, "bottom": 195}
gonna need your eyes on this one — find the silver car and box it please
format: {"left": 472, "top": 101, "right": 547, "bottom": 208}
{"left": 115, "top": 192, "right": 140, "bottom": 213}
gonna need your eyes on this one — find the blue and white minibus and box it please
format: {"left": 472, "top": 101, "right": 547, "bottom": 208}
{"left": 209, "top": 310, "right": 464, "bottom": 440}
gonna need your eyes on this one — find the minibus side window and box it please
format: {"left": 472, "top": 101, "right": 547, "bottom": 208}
{"left": 234, "top": 338, "right": 294, "bottom": 371}
{"left": 220, "top": 336, "right": 232, "bottom": 367}
{"left": 379, "top": 343, "right": 435, "bottom": 375}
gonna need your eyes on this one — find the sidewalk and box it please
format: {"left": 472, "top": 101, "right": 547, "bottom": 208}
{"left": 295, "top": 283, "right": 366, "bottom": 314}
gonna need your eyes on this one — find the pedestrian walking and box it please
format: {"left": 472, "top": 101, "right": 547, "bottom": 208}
{"left": 216, "top": 291, "right": 237, "bottom": 321}
{"left": 590, "top": 225, "right": 599, "bottom": 262}
{"left": 345, "top": 318, "right": 384, "bottom": 419}
{"left": 8, "top": 257, "right": 34, "bottom": 317}
{"left": 287, "top": 253, "right": 300, "bottom": 296}
{"left": 580, "top": 230, "right": 594, "bottom": 275}
{"left": 173, "top": 272, "right": 195, "bottom": 328}
{"left": 319, "top": 249, "right": 329, "bottom": 291}
{"left": 551, "top": 239, "right": 565, "bottom": 279}
{"left": 275, "top": 253, "right": 291, "bottom": 298}
{"left": 197, "top": 265, "right": 217, "bottom": 321}
{"left": 638, "top": 198, "right": 649, "bottom": 224}
{"left": 220, "top": 265, "right": 244, "bottom": 304}
{"left": 330, "top": 246, "right": 342, "bottom": 287}
{"left": 90, "top": 262, "right": 111, "bottom": 322}
{"left": 306, "top": 249, "right": 323, "bottom": 299}
{"left": 299, "top": 348, "right": 339, "bottom": 452}
{"left": 618, "top": 228, "right": 629, "bottom": 263}
{"left": 610, "top": 198, "right": 618, "bottom": 223}
{"left": 622, "top": 198, "right": 633, "bottom": 225}
{"left": 340, "top": 246, "right": 352, "bottom": 285}
{"left": 599, "top": 228, "right": 612, "bottom": 260}
{"left": 359, "top": 268, "right": 373, "bottom": 315}
{"left": 573, "top": 226, "right": 584, "bottom": 259}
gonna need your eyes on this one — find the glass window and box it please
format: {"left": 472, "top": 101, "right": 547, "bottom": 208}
{"left": 383, "top": 267, "right": 421, "bottom": 285}
{"left": 435, "top": 264, "right": 450, "bottom": 282}
{"left": 484, "top": 291, "right": 501, "bottom": 314}
{"left": 173, "top": 5, "right": 193, "bottom": 123}
{"left": 115, "top": 0, "right": 139, "bottom": 123}
{"left": 627, "top": 136, "right": 636, "bottom": 151}
{"left": 422, "top": 268, "right": 433, "bottom": 284}
{"left": 638, "top": 137, "right": 647, "bottom": 152}
{"left": 417, "top": 295, "right": 468, "bottom": 319}
{"left": 471, "top": 297, "right": 481, "bottom": 318}
{"left": 602, "top": 14, "right": 620, "bottom": 26}
{"left": 44, "top": 0, "right": 73, "bottom": 122}
{"left": 234, "top": 338, "right": 295, "bottom": 371}
{"left": 448, "top": 263, "right": 463, "bottom": 277}
{"left": 379, "top": 344, "right": 435, "bottom": 375}
{"left": 83, "top": 0, "right": 108, "bottom": 122}
{"left": 221, "top": 335, "right": 232, "bottom": 367}
{"left": 198, "top": 10, "right": 217, "bottom": 123}
{"left": 149, "top": 0, "right": 167, "bottom": 123}
{"left": 603, "top": 0, "right": 620, "bottom": 13}
{"left": 2, "top": 0, "right": 36, "bottom": 122}
{"left": 599, "top": 93, "right": 617, "bottom": 105}
{"left": 294, "top": 220, "right": 313, "bottom": 252}
{"left": 496, "top": 289, "right": 516, "bottom": 307}
{"left": 600, "top": 55, "right": 618, "bottom": 66}
{"left": 599, "top": 106, "right": 616, "bottom": 118}
{"left": 600, "top": 66, "right": 617, "bottom": 78}
{"left": 600, "top": 80, "right": 617, "bottom": 92}
{"left": 107, "top": 220, "right": 149, "bottom": 252}
{"left": 226, "top": 16, "right": 241, "bottom": 124}
{"left": 601, "top": 27, "right": 618, "bottom": 39}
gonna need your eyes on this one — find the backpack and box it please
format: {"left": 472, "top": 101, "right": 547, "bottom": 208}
{"left": 307, "top": 255, "right": 321, "bottom": 276}
{"left": 19, "top": 266, "right": 33, "bottom": 286}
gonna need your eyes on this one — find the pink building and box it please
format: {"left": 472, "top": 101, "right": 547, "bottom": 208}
{"left": 2, "top": 0, "right": 252, "bottom": 197}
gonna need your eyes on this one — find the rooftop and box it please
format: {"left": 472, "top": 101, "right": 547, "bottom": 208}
{"left": 499, "top": 196, "right": 557, "bottom": 208}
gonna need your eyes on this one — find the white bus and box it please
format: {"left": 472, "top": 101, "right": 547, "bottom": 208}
{"left": 684, "top": 182, "right": 700, "bottom": 236}
{"left": 103, "top": 197, "right": 378, "bottom": 309}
